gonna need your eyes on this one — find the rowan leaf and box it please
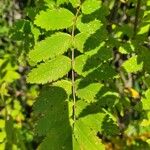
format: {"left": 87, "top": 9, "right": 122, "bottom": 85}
{"left": 33, "top": 86, "right": 72, "bottom": 150}
{"left": 29, "top": 32, "right": 72, "bottom": 64}
{"left": 34, "top": 8, "right": 74, "bottom": 30}
{"left": 81, "top": 0, "right": 102, "bottom": 15}
{"left": 122, "top": 55, "right": 143, "bottom": 73}
{"left": 76, "top": 80, "right": 104, "bottom": 103}
{"left": 27, "top": 56, "right": 71, "bottom": 84}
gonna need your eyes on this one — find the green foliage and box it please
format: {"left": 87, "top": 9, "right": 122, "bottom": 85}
{"left": 122, "top": 55, "right": 143, "bottom": 73}
{"left": 81, "top": 0, "right": 101, "bottom": 15}
{"left": 8, "top": 0, "right": 150, "bottom": 149}
{"left": 74, "top": 53, "right": 115, "bottom": 79}
{"left": 76, "top": 80, "right": 103, "bottom": 103}
{"left": 29, "top": 32, "right": 72, "bottom": 64}
{"left": 76, "top": 17, "right": 102, "bottom": 34}
{"left": 33, "top": 86, "right": 72, "bottom": 150}
{"left": 34, "top": 8, "right": 74, "bottom": 30}
{"left": 27, "top": 55, "right": 71, "bottom": 84}
{"left": 74, "top": 114, "right": 105, "bottom": 150}
{"left": 141, "top": 89, "right": 150, "bottom": 111}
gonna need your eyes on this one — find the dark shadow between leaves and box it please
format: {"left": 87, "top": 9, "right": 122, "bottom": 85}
{"left": 76, "top": 7, "right": 109, "bottom": 53}
{"left": 83, "top": 27, "right": 108, "bottom": 53}
{"left": 82, "top": 54, "right": 102, "bottom": 72}
{"left": 82, "top": 45, "right": 113, "bottom": 72}
{"left": 85, "top": 64, "right": 117, "bottom": 81}
{"left": 78, "top": 86, "right": 118, "bottom": 119}
{"left": 137, "top": 46, "right": 150, "bottom": 74}
{"left": 101, "top": 115, "right": 120, "bottom": 137}
{"left": 10, "top": 20, "right": 35, "bottom": 54}
{"left": 125, "top": 139, "right": 150, "bottom": 150}
{"left": 81, "top": 6, "right": 109, "bottom": 24}
{"left": 76, "top": 78, "right": 98, "bottom": 90}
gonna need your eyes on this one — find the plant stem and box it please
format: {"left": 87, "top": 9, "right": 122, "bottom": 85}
{"left": 71, "top": 6, "right": 80, "bottom": 126}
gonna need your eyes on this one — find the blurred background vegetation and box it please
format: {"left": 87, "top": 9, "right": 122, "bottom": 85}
{"left": 0, "top": 0, "right": 39, "bottom": 149}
